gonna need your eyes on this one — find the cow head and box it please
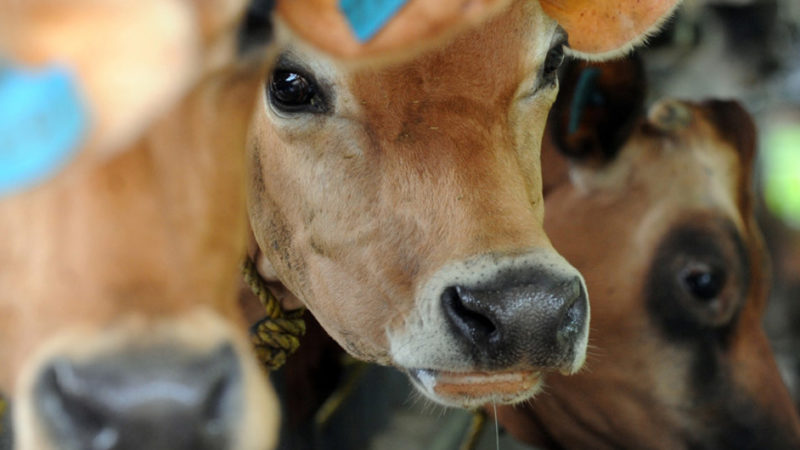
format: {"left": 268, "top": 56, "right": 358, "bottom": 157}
{"left": 247, "top": 0, "right": 681, "bottom": 408}
{"left": 0, "top": 2, "right": 280, "bottom": 449}
{"left": 496, "top": 59, "right": 800, "bottom": 448}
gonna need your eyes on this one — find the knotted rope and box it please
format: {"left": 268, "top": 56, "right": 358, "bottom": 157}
{"left": 241, "top": 256, "right": 306, "bottom": 370}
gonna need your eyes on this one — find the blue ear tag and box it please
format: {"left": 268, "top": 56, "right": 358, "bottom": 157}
{"left": 0, "top": 63, "right": 88, "bottom": 196}
{"left": 339, "top": 0, "right": 410, "bottom": 42}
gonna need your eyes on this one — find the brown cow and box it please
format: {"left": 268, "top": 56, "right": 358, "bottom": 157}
{"left": 0, "top": 2, "right": 280, "bottom": 449}
{"left": 495, "top": 59, "right": 800, "bottom": 448}
{"left": 246, "top": 0, "right": 681, "bottom": 408}
{"left": 0, "top": 0, "right": 558, "bottom": 447}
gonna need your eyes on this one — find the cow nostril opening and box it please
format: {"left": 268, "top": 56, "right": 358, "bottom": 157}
{"left": 39, "top": 360, "right": 119, "bottom": 450}
{"left": 557, "top": 282, "right": 588, "bottom": 347}
{"left": 442, "top": 286, "right": 497, "bottom": 341}
{"left": 202, "top": 371, "right": 237, "bottom": 438}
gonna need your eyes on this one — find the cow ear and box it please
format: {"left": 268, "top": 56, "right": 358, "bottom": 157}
{"left": 275, "top": 0, "right": 509, "bottom": 60}
{"left": 547, "top": 55, "right": 646, "bottom": 165}
{"left": 540, "top": 0, "right": 681, "bottom": 59}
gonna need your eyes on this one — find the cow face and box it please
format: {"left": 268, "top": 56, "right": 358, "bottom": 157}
{"left": 247, "top": 0, "right": 680, "bottom": 408}
{"left": 0, "top": 3, "right": 279, "bottom": 449}
{"left": 497, "top": 60, "right": 800, "bottom": 448}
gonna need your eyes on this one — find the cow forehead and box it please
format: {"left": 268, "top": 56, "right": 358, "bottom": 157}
{"left": 349, "top": 0, "right": 555, "bottom": 107}
{"left": 571, "top": 114, "right": 743, "bottom": 213}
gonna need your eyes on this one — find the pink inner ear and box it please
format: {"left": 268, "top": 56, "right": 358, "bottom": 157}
{"left": 540, "top": 0, "right": 680, "bottom": 56}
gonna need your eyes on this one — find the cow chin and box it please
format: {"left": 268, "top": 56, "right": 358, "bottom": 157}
{"left": 407, "top": 368, "right": 545, "bottom": 408}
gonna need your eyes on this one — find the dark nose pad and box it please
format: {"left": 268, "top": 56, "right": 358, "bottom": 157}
{"left": 34, "top": 344, "right": 242, "bottom": 450}
{"left": 442, "top": 272, "right": 588, "bottom": 368}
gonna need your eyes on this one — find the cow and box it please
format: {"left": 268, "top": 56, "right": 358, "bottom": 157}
{"left": 245, "top": 0, "right": 682, "bottom": 409}
{"left": 494, "top": 58, "right": 800, "bottom": 448}
{"left": 0, "top": 0, "right": 562, "bottom": 447}
{"left": 0, "top": 1, "right": 280, "bottom": 448}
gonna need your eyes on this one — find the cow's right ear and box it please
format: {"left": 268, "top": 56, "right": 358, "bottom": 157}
{"left": 541, "top": 0, "right": 682, "bottom": 60}
{"left": 547, "top": 55, "right": 646, "bottom": 165}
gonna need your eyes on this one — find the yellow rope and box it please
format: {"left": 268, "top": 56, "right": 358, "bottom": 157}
{"left": 242, "top": 256, "right": 306, "bottom": 371}
{"left": 313, "top": 355, "right": 368, "bottom": 429}
{"left": 0, "top": 394, "right": 6, "bottom": 435}
{"left": 459, "top": 410, "right": 488, "bottom": 450}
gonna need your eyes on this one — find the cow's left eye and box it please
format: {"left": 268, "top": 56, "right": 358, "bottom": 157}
{"left": 268, "top": 68, "right": 329, "bottom": 114}
{"left": 682, "top": 263, "right": 726, "bottom": 301}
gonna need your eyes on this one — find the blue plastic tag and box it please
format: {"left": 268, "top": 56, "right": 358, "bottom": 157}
{"left": 0, "top": 64, "right": 87, "bottom": 196}
{"left": 339, "top": 0, "right": 410, "bottom": 42}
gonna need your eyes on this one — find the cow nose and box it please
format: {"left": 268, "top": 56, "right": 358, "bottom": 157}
{"left": 34, "top": 344, "right": 241, "bottom": 450}
{"left": 441, "top": 273, "right": 588, "bottom": 368}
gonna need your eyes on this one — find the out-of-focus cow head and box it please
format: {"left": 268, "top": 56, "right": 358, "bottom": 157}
{"left": 496, "top": 58, "right": 800, "bottom": 448}
{"left": 0, "top": 2, "right": 280, "bottom": 449}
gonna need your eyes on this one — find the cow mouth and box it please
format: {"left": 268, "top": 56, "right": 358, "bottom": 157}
{"left": 407, "top": 368, "right": 543, "bottom": 408}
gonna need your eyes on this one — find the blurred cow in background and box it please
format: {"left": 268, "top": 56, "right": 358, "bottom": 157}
{"left": 496, "top": 58, "right": 800, "bottom": 449}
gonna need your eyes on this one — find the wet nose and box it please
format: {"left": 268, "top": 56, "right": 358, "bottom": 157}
{"left": 34, "top": 344, "right": 241, "bottom": 450}
{"left": 441, "top": 271, "right": 588, "bottom": 368}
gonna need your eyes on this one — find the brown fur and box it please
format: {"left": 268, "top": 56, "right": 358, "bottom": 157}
{"left": 496, "top": 96, "right": 800, "bottom": 447}
{"left": 0, "top": 0, "right": 250, "bottom": 163}
{"left": 0, "top": 3, "right": 280, "bottom": 448}
{"left": 250, "top": 0, "right": 562, "bottom": 365}
{"left": 247, "top": 0, "right": 680, "bottom": 407}
{"left": 276, "top": 0, "right": 511, "bottom": 61}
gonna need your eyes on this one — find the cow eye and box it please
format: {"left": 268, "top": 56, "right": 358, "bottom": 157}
{"left": 268, "top": 68, "right": 329, "bottom": 114}
{"left": 543, "top": 44, "right": 565, "bottom": 79}
{"left": 645, "top": 222, "right": 749, "bottom": 339}
{"left": 681, "top": 263, "right": 726, "bottom": 302}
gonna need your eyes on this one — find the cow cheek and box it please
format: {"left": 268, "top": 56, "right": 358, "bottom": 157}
{"left": 303, "top": 255, "right": 394, "bottom": 363}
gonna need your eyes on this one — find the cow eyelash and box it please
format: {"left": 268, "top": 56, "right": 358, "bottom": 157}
{"left": 537, "top": 31, "right": 568, "bottom": 91}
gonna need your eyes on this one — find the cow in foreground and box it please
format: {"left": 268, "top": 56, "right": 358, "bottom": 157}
{"left": 495, "top": 59, "right": 800, "bottom": 448}
{"left": 0, "top": 0, "right": 572, "bottom": 447}
{"left": 246, "top": 0, "right": 682, "bottom": 408}
{"left": 0, "top": 2, "right": 281, "bottom": 448}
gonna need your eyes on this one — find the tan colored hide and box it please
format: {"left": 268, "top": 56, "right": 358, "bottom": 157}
{"left": 247, "top": 0, "right": 681, "bottom": 409}
{"left": 497, "top": 60, "right": 800, "bottom": 448}
{"left": 0, "top": 67, "right": 280, "bottom": 450}
{"left": 0, "top": 1, "right": 280, "bottom": 449}
{"left": 0, "top": 0, "right": 251, "bottom": 164}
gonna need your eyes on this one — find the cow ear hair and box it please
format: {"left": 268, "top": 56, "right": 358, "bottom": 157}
{"left": 540, "top": 0, "right": 682, "bottom": 60}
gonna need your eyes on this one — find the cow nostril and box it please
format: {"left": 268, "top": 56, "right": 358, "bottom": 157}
{"left": 38, "top": 360, "right": 120, "bottom": 450}
{"left": 202, "top": 368, "right": 238, "bottom": 438}
{"left": 442, "top": 286, "right": 498, "bottom": 343}
{"left": 557, "top": 280, "right": 588, "bottom": 348}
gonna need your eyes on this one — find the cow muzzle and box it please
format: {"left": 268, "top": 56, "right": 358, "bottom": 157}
{"left": 12, "top": 311, "right": 277, "bottom": 450}
{"left": 33, "top": 344, "right": 240, "bottom": 450}
{"left": 390, "top": 249, "right": 589, "bottom": 407}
